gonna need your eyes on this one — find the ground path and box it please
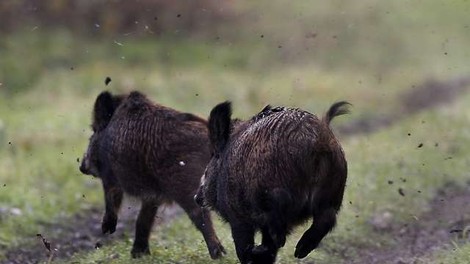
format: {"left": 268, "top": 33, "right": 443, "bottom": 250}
{"left": 3, "top": 75, "right": 470, "bottom": 264}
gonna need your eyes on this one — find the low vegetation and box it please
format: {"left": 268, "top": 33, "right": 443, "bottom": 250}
{"left": 1, "top": 0, "right": 470, "bottom": 263}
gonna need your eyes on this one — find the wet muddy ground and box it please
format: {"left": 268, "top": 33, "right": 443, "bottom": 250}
{"left": 353, "top": 182, "right": 470, "bottom": 264}
{"left": 3, "top": 203, "right": 184, "bottom": 264}
{"left": 2, "top": 75, "right": 470, "bottom": 264}
{"left": 337, "top": 75, "right": 470, "bottom": 136}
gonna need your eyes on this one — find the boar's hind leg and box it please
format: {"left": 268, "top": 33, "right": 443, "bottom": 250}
{"left": 267, "top": 188, "right": 291, "bottom": 248}
{"left": 294, "top": 207, "right": 337, "bottom": 259}
{"left": 177, "top": 196, "right": 225, "bottom": 259}
{"left": 257, "top": 188, "right": 290, "bottom": 249}
{"left": 131, "top": 200, "right": 159, "bottom": 258}
{"left": 251, "top": 227, "right": 279, "bottom": 264}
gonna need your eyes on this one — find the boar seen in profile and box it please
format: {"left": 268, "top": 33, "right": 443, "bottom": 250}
{"left": 80, "top": 91, "right": 225, "bottom": 259}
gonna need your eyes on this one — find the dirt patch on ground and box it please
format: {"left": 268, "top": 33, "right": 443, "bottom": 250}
{"left": 338, "top": 75, "right": 470, "bottom": 136}
{"left": 352, "top": 182, "right": 470, "bottom": 264}
{"left": 2, "top": 202, "right": 183, "bottom": 264}
{"left": 2, "top": 75, "right": 470, "bottom": 264}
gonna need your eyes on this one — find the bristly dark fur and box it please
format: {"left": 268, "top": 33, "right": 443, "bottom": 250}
{"left": 195, "top": 101, "right": 350, "bottom": 264}
{"left": 80, "top": 91, "right": 225, "bottom": 260}
{"left": 177, "top": 113, "right": 208, "bottom": 124}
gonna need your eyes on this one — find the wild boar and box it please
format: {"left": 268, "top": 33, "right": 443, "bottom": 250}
{"left": 79, "top": 91, "right": 225, "bottom": 259}
{"left": 195, "top": 101, "right": 350, "bottom": 263}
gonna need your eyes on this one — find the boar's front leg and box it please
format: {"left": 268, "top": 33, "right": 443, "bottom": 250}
{"left": 101, "top": 175, "right": 123, "bottom": 234}
{"left": 294, "top": 208, "right": 337, "bottom": 259}
{"left": 230, "top": 222, "right": 255, "bottom": 264}
{"left": 178, "top": 193, "right": 225, "bottom": 259}
{"left": 131, "top": 200, "right": 159, "bottom": 258}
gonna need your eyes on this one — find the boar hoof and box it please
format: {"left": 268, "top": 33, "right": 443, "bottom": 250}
{"left": 294, "top": 242, "right": 314, "bottom": 259}
{"left": 101, "top": 215, "right": 117, "bottom": 234}
{"left": 270, "top": 232, "right": 286, "bottom": 248}
{"left": 209, "top": 243, "right": 226, "bottom": 259}
{"left": 131, "top": 247, "right": 150, "bottom": 258}
{"left": 251, "top": 245, "right": 275, "bottom": 264}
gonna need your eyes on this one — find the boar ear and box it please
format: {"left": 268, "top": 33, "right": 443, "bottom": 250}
{"left": 261, "top": 104, "right": 272, "bottom": 112}
{"left": 208, "top": 101, "right": 232, "bottom": 153}
{"left": 93, "top": 91, "right": 116, "bottom": 131}
{"left": 111, "top": 94, "right": 126, "bottom": 110}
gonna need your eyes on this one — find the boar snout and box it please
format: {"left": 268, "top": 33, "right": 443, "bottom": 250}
{"left": 79, "top": 154, "right": 93, "bottom": 175}
{"left": 194, "top": 189, "right": 205, "bottom": 207}
{"left": 79, "top": 159, "right": 89, "bottom": 175}
{"left": 194, "top": 174, "right": 207, "bottom": 207}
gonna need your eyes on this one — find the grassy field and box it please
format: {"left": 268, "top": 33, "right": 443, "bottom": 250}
{"left": 1, "top": 0, "right": 470, "bottom": 263}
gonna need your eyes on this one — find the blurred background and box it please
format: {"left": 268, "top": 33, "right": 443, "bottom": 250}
{"left": 1, "top": 0, "right": 470, "bottom": 263}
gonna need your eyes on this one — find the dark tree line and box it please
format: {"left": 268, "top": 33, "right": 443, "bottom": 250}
{"left": 0, "top": 0, "right": 234, "bottom": 37}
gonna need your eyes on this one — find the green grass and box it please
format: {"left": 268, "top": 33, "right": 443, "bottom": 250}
{"left": 432, "top": 243, "right": 470, "bottom": 264}
{"left": 2, "top": 0, "right": 470, "bottom": 263}
{"left": 61, "top": 85, "right": 470, "bottom": 264}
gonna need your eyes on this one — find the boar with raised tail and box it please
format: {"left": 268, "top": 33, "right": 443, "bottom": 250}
{"left": 195, "top": 101, "right": 350, "bottom": 264}
{"left": 79, "top": 91, "right": 225, "bottom": 259}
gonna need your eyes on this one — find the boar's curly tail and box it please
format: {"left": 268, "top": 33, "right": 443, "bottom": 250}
{"left": 323, "top": 101, "right": 352, "bottom": 126}
{"left": 314, "top": 101, "right": 351, "bottom": 152}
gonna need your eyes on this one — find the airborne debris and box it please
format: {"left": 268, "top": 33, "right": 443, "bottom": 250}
{"left": 179, "top": 161, "right": 186, "bottom": 166}
{"left": 398, "top": 188, "right": 405, "bottom": 196}
{"left": 105, "top": 77, "right": 112, "bottom": 86}
{"left": 36, "top": 234, "right": 51, "bottom": 252}
{"left": 417, "top": 143, "right": 423, "bottom": 148}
